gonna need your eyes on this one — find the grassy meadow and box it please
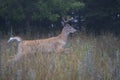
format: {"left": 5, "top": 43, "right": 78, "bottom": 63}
{"left": 0, "top": 32, "right": 120, "bottom": 80}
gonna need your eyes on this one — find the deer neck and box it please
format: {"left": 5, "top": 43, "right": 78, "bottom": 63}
{"left": 58, "top": 31, "right": 69, "bottom": 43}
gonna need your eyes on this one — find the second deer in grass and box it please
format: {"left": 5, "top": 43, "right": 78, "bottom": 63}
{"left": 8, "top": 23, "right": 76, "bottom": 62}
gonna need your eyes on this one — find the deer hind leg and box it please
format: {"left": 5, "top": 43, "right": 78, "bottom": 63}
{"left": 8, "top": 53, "right": 25, "bottom": 64}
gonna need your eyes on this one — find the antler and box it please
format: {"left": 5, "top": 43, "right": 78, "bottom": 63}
{"left": 62, "top": 17, "right": 73, "bottom": 23}
{"left": 61, "top": 16, "right": 74, "bottom": 26}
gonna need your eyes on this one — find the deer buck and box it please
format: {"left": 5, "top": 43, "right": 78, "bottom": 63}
{"left": 8, "top": 18, "right": 77, "bottom": 62}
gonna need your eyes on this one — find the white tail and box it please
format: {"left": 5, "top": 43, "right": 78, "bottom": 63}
{"left": 8, "top": 24, "right": 76, "bottom": 63}
{"left": 8, "top": 36, "right": 22, "bottom": 43}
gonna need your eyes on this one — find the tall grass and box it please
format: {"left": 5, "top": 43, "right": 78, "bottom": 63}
{"left": 0, "top": 32, "right": 120, "bottom": 80}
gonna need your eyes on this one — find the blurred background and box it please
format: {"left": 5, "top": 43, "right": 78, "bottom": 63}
{"left": 0, "top": 0, "right": 120, "bottom": 37}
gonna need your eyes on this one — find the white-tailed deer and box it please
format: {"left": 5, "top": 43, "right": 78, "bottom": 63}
{"left": 8, "top": 20, "right": 76, "bottom": 63}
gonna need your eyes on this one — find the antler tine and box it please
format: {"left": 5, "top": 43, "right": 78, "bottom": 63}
{"left": 62, "top": 17, "right": 66, "bottom": 23}
{"left": 61, "top": 17, "right": 65, "bottom": 26}
{"left": 67, "top": 17, "right": 74, "bottom": 22}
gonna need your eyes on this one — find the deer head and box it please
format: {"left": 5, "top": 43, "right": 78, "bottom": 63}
{"left": 61, "top": 17, "right": 76, "bottom": 34}
{"left": 62, "top": 24, "right": 77, "bottom": 35}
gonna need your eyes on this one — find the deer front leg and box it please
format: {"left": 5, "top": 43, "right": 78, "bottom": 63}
{"left": 56, "top": 47, "right": 71, "bottom": 54}
{"left": 64, "top": 48, "right": 71, "bottom": 54}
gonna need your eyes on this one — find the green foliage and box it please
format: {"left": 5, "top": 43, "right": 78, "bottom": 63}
{"left": 0, "top": 0, "right": 25, "bottom": 21}
{"left": 0, "top": 0, "right": 84, "bottom": 21}
{"left": 70, "top": 2, "right": 85, "bottom": 10}
{"left": 84, "top": 0, "right": 120, "bottom": 19}
{"left": 80, "top": 0, "right": 120, "bottom": 34}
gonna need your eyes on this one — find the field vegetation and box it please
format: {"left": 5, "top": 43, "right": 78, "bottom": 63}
{"left": 0, "top": 32, "right": 120, "bottom": 80}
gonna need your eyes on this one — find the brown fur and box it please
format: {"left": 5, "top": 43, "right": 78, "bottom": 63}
{"left": 8, "top": 24, "right": 76, "bottom": 62}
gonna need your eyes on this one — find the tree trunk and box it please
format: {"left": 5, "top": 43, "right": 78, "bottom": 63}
{"left": 26, "top": 20, "right": 31, "bottom": 37}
